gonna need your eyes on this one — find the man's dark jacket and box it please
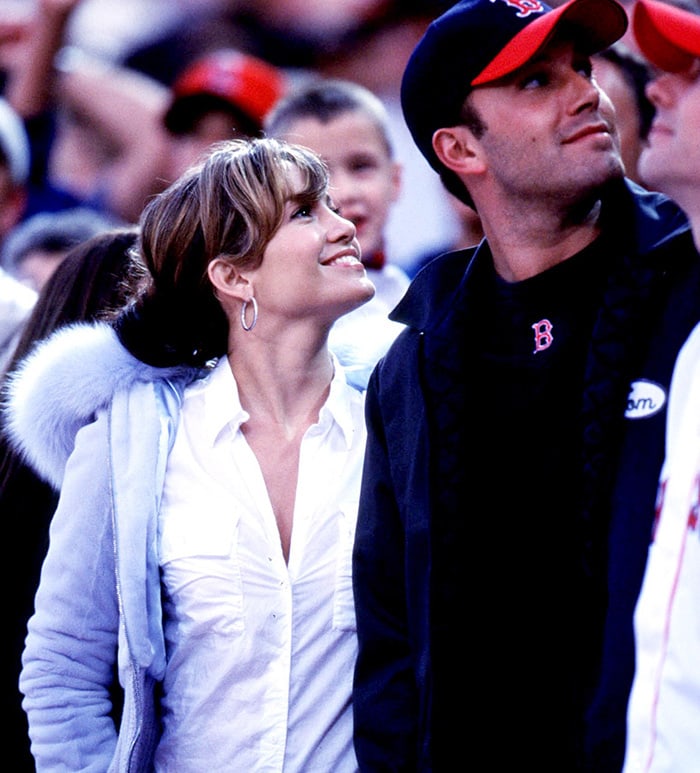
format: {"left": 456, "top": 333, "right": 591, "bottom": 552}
{"left": 352, "top": 179, "right": 699, "bottom": 772}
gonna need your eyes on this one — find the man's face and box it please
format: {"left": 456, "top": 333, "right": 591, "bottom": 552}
{"left": 638, "top": 61, "right": 700, "bottom": 215}
{"left": 465, "top": 39, "right": 625, "bottom": 207}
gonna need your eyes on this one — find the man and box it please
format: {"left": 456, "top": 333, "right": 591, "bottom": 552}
{"left": 351, "top": 0, "right": 700, "bottom": 770}
{"left": 622, "top": 2, "right": 700, "bottom": 771}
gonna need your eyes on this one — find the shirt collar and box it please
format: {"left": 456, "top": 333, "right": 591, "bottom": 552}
{"left": 320, "top": 352, "right": 357, "bottom": 450}
{"left": 201, "top": 353, "right": 357, "bottom": 450}
{"left": 199, "top": 358, "right": 248, "bottom": 447}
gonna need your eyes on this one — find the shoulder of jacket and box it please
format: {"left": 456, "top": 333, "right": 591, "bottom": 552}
{"left": 618, "top": 179, "right": 690, "bottom": 252}
{"left": 392, "top": 247, "right": 476, "bottom": 331}
{"left": 3, "top": 322, "right": 189, "bottom": 488}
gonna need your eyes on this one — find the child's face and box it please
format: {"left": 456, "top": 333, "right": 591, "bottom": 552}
{"left": 278, "top": 110, "right": 401, "bottom": 261}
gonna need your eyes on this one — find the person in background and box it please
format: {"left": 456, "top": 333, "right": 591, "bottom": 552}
{"left": 0, "top": 0, "right": 159, "bottom": 222}
{"left": 0, "top": 265, "right": 34, "bottom": 372}
{"left": 0, "top": 95, "right": 34, "bottom": 370}
{"left": 6, "top": 137, "right": 374, "bottom": 771}
{"left": 351, "top": 0, "right": 700, "bottom": 770}
{"left": 51, "top": 45, "right": 288, "bottom": 220}
{"left": 311, "top": 0, "right": 467, "bottom": 276}
{"left": 162, "top": 48, "right": 287, "bottom": 184}
{"left": 0, "top": 227, "right": 143, "bottom": 773}
{"left": 408, "top": 192, "right": 485, "bottom": 278}
{"left": 613, "top": 0, "right": 699, "bottom": 60}
{"left": 2, "top": 0, "right": 288, "bottom": 225}
{"left": 593, "top": 41, "right": 655, "bottom": 185}
{"left": 1, "top": 206, "right": 117, "bottom": 292}
{"left": 265, "top": 77, "right": 409, "bottom": 370}
{"left": 622, "top": 2, "right": 700, "bottom": 771}
{"left": 0, "top": 95, "right": 28, "bottom": 234}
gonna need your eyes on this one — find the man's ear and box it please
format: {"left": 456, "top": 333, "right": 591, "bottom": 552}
{"left": 432, "top": 126, "right": 485, "bottom": 176}
{"left": 207, "top": 257, "right": 252, "bottom": 302}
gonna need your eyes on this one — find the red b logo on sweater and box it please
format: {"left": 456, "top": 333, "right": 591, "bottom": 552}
{"left": 532, "top": 319, "right": 553, "bottom": 353}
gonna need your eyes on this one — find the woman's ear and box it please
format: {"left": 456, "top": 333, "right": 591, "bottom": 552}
{"left": 207, "top": 257, "right": 251, "bottom": 302}
{"left": 432, "top": 126, "right": 486, "bottom": 176}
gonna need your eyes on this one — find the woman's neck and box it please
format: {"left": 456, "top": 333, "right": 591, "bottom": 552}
{"left": 227, "top": 342, "right": 333, "bottom": 437}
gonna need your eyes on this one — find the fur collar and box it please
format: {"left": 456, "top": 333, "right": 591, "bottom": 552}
{"left": 3, "top": 322, "right": 186, "bottom": 489}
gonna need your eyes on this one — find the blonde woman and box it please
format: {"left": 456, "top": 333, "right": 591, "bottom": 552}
{"left": 6, "top": 137, "right": 375, "bottom": 771}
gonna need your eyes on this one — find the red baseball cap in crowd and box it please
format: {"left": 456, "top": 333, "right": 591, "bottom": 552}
{"left": 164, "top": 50, "right": 287, "bottom": 136}
{"left": 401, "top": 0, "right": 628, "bottom": 172}
{"left": 633, "top": 0, "right": 700, "bottom": 73}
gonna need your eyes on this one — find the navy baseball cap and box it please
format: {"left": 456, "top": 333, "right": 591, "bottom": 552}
{"left": 401, "top": 0, "right": 629, "bottom": 172}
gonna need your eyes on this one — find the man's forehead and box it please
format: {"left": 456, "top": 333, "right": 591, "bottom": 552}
{"left": 503, "top": 34, "right": 590, "bottom": 75}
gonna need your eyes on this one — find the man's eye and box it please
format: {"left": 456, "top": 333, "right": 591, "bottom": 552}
{"left": 521, "top": 72, "right": 549, "bottom": 89}
{"left": 575, "top": 54, "right": 594, "bottom": 77}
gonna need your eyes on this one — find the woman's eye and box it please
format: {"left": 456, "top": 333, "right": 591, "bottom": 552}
{"left": 293, "top": 205, "right": 313, "bottom": 218}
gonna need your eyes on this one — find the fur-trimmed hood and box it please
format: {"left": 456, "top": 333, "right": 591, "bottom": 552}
{"left": 3, "top": 323, "right": 191, "bottom": 489}
{"left": 3, "top": 319, "right": 385, "bottom": 490}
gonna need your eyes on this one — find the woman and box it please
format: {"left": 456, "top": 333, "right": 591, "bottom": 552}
{"left": 5, "top": 138, "right": 375, "bottom": 771}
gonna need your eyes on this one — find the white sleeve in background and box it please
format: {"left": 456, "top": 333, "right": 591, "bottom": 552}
{"left": 624, "top": 322, "right": 700, "bottom": 773}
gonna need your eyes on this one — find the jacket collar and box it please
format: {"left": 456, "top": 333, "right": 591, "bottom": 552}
{"left": 392, "top": 178, "right": 690, "bottom": 335}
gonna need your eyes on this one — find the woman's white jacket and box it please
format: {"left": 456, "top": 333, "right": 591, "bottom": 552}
{"left": 6, "top": 323, "right": 224, "bottom": 771}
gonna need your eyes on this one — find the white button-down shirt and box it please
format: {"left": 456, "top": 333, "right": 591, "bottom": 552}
{"left": 154, "top": 356, "right": 365, "bottom": 772}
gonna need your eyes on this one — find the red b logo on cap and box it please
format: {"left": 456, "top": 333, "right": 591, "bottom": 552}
{"left": 495, "top": 0, "right": 546, "bottom": 18}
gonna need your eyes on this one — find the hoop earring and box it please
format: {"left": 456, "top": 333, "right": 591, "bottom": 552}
{"left": 241, "top": 297, "right": 258, "bottom": 331}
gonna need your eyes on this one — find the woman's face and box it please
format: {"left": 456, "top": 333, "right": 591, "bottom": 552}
{"left": 250, "top": 165, "right": 375, "bottom": 327}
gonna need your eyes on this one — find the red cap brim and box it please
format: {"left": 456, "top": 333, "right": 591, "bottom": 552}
{"left": 473, "top": 0, "right": 628, "bottom": 86}
{"left": 633, "top": 0, "right": 700, "bottom": 73}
